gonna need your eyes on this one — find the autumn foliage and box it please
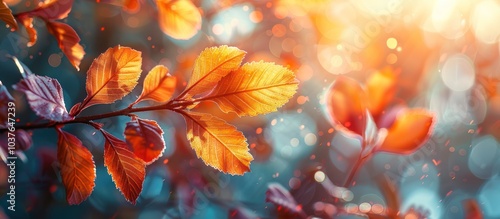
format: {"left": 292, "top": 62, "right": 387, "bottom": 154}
{"left": 2, "top": 45, "right": 298, "bottom": 205}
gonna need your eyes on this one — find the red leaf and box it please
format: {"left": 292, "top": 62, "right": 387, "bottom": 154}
{"left": 46, "top": 21, "right": 85, "bottom": 71}
{"left": 0, "top": 81, "right": 14, "bottom": 128}
{"left": 377, "top": 109, "right": 434, "bottom": 154}
{"left": 56, "top": 129, "right": 96, "bottom": 205}
{"left": 102, "top": 130, "right": 146, "bottom": 204}
{"left": 14, "top": 74, "right": 73, "bottom": 122}
{"left": 124, "top": 118, "right": 165, "bottom": 165}
{"left": 266, "top": 183, "right": 306, "bottom": 217}
{"left": 326, "top": 76, "right": 368, "bottom": 137}
{"left": 25, "top": 0, "right": 74, "bottom": 20}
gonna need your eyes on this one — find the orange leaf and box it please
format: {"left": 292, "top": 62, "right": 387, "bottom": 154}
{"left": 366, "top": 67, "right": 398, "bottom": 118}
{"left": 181, "top": 45, "right": 245, "bottom": 99}
{"left": 134, "top": 65, "right": 176, "bottom": 104}
{"left": 102, "top": 130, "right": 146, "bottom": 204}
{"left": 377, "top": 109, "right": 434, "bottom": 154}
{"left": 124, "top": 118, "right": 165, "bottom": 165}
{"left": 0, "top": 1, "right": 17, "bottom": 30}
{"left": 326, "top": 76, "right": 368, "bottom": 137}
{"left": 46, "top": 21, "right": 85, "bottom": 71}
{"left": 17, "top": 15, "right": 37, "bottom": 47}
{"left": 26, "top": 0, "right": 74, "bottom": 20}
{"left": 156, "top": 0, "right": 201, "bottom": 40}
{"left": 56, "top": 129, "right": 96, "bottom": 205}
{"left": 182, "top": 111, "right": 253, "bottom": 175}
{"left": 79, "top": 46, "right": 142, "bottom": 112}
{"left": 203, "top": 61, "right": 298, "bottom": 116}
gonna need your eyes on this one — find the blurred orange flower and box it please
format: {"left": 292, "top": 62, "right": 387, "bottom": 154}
{"left": 326, "top": 67, "right": 435, "bottom": 155}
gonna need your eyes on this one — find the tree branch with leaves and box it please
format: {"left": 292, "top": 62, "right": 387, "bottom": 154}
{"left": 0, "top": 45, "right": 298, "bottom": 205}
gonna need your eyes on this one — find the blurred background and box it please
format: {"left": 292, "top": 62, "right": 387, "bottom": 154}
{"left": 0, "top": 0, "right": 500, "bottom": 218}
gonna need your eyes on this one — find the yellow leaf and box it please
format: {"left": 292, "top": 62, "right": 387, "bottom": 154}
{"left": 182, "top": 111, "right": 253, "bottom": 175}
{"left": 200, "top": 61, "right": 298, "bottom": 116}
{"left": 0, "top": 1, "right": 17, "bottom": 30}
{"left": 157, "top": 0, "right": 201, "bottom": 40}
{"left": 181, "top": 45, "right": 246, "bottom": 99}
{"left": 135, "top": 65, "right": 176, "bottom": 104}
{"left": 79, "top": 46, "right": 142, "bottom": 112}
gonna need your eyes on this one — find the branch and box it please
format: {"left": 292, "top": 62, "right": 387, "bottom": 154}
{"left": 1, "top": 99, "right": 194, "bottom": 131}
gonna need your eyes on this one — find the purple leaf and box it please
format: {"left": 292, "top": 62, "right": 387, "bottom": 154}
{"left": 266, "top": 183, "right": 306, "bottom": 218}
{"left": 0, "top": 81, "right": 14, "bottom": 127}
{"left": 14, "top": 75, "right": 73, "bottom": 122}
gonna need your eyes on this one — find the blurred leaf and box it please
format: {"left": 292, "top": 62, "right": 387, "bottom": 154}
{"left": 15, "top": 130, "right": 32, "bottom": 151}
{"left": 326, "top": 76, "right": 368, "bottom": 137}
{"left": 24, "top": 0, "right": 74, "bottom": 20}
{"left": 134, "top": 65, "right": 176, "bottom": 104}
{"left": 124, "top": 118, "right": 165, "bottom": 165}
{"left": 182, "top": 111, "right": 252, "bottom": 175}
{"left": 265, "top": 183, "right": 306, "bottom": 218}
{"left": 366, "top": 67, "right": 398, "bottom": 118}
{"left": 102, "top": 130, "right": 146, "bottom": 204}
{"left": 17, "top": 15, "right": 37, "bottom": 47}
{"left": 203, "top": 61, "right": 298, "bottom": 117}
{"left": 182, "top": 45, "right": 245, "bottom": 99}
{"left": 14, "top": 74, "right": 73, "bottom": 122}
{"left": 77, "top": 46, "right": 142, "bottom": 113}
{"left": 377, "top": 109, "right": 434, "bottom": 154}
{"left": 0, "top": 1, "right": 17, "bottom": 30}
{"left": 0, "top": 81, "right": 14, "bottom": 128}
{"left": 46, "top": 21, "right": 85, "bottom": 71}
{"left": 156, "top": 0, "right": 201, "bottom": 40}
{"left": 463, "top": 199, "right": 483, "bottom": 219}
{"left": 56, "top": 128, "right": 96, "bottom": 205}
{"left": 229, "top": 207, "right": 259, "bottom": 219}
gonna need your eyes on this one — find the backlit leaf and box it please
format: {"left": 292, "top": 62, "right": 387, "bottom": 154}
{"left": 124, "top": 118, "right": 165, "bottom": 165}
{"left": 182, "top": 45, "right": 245, "bottom": 98}
{"left": 326, "top": 76, "right": 368, "bottom": 137}
{"left": 463, "top": 199, "right": 483, "bottom": 219}
{"left": 0, "top": 1, "right": 17, "bottom": 30}
{"left": 182, "top": 111, "right": 252, "bottom": 175}
{"left": 79, "top": 46, "right": 142, "bottom": 112}
{"left": 14, "top": 74, "right": 73, "bottom": 122}
{"left": 157, "top": 0, "right": 201, "bottom": 40}
{"left": 203, "top": 61, "right": 298, "bottom": 117}
{"left": 56, "top": 129, "right": 96, "bottom": 205}
{"left": 366, "top": 67, "right": 398, "bottom": 118}
{"left": 102, "top": 130, "right": 146, "bottom": 204}
{"left": 135, "top": 65, "right": 176, "bottom": 104}
{"left": 17, "top": 15, "right": 37, "bottom": 47}
{"left": 377, "top": 109, "right": 434, "bottom": 154}
{"left": 46, "top": 21, "right": 85, "bottom": 71}
{"left": 0, "top": 81, "right": 14, "bottom": 128}
{"left": 25, "top": 0, "right": 74, "bottom": 20}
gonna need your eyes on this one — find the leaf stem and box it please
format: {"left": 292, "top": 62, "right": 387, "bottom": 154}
{"left": 1, "top": 100, "right": 193, "bottom": 131}
{"left": 343, "top": 153, "right": 372, "bottom": 188}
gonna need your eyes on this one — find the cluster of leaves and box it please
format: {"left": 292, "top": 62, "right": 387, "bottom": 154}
{"left": 1, "top": 45, "right": 298, "bottom": 205}
{"left": 0, "top": 0, "right": 84, "bottom": 70}
{"left": 0, "top": 0, "right": 203, "bottom": 73}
